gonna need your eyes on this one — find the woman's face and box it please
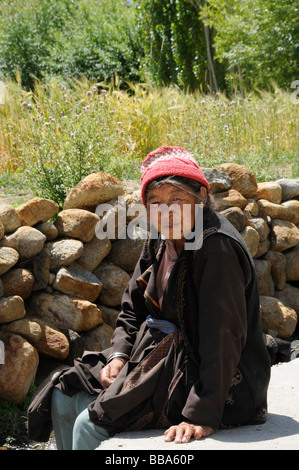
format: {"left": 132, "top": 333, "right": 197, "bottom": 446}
{"left": 146, "top": 184, "right": 206, "bottom": 242}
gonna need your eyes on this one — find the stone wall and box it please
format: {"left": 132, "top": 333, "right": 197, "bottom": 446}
{"left": 0, "top": 165, "right": 298, "bottom": 403}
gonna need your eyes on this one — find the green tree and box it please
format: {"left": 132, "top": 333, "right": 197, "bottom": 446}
{"left": 0, "top": 0, "right": 143, "bottom": 88}
{"left": 137, "top": 0, "right": 224, "bottom": 91}
{"left": 201, "top": 0, "right": 299, "bottom": 92}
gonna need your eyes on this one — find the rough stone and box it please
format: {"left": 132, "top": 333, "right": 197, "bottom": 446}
{"left": 276, "top": 178, "right": 299, "bottom": 201}
{"left": 244, "top": 199, "right": 259, "bottom": 216}
{"left": 0, "top": 246, "right": 19, "bottom": 275}
{"left": 216, "top": 163, "right": 257, "bottom": 198}
{"left": 280, "top": 200, "right": 299, "bottom": 224}
{"left": 211, "top": 189, "right": 247, "bottom": 212}
{"left": 220, "top": 207, "right": 246, "bottom": 232}
{"left": 264, "top": 251, "right": 286, "bottom": 290}
{"left": 81, "top": 323, "right": 114, "bottom": 352}
{"left": 16, "top": 197, "right": 59, "bottom": 226}
{"left": 274, "top": 283, "right": 299, "bottom": 319}
{"left": 0, "top": 332, "right": 39, "bottom": 402}
{"left": 256, "top": 239, "right": 270, "bottom": 258}
{"left": 35, "top": 221, "right": 58, "bottom": 240}
{"left": 108, "top": 237, "right": 145, "bottom": 272}
{"left": 77, "top": 236, "right": 111, "bottom": 272}
{"left": 0, "top": 203, "right": 21, "bottom": 233}
{"left": 28, "top": 292, "right": 103, "bottom": 332}
{"left": 55, "top": 209, "right": 100, "bottom": 243}
{"left": 1, "top": 318, "right": 42, "bottom": 342}
{"left": 0, "top": 226, "right": 46, "bottom": 259}
{"left": 270, "top": 219, "right": 299, "bottom": 252}
{"left": 31, "top": 247, "right": 51, "bottom": 291}
{"left": 201, "top": 168, "right": 231, "bottom": 193}
{"left": 27, "top": 317, "right": 69, "bottom": 360}
{"left": 247, "top": 217, "right": 270, "bottom": 242}
{"left": 46, "top": 239, "right": 84, "bottom": 269}
{"left": 99, "top": 305, "right": 120, "bottom": 330}
{"left": 284, "top": 245, "right": 299, "bottom": 281}
{"left": 240, "top": 226, "right": 260, "bottom": 258}
{"left": 0, "top": 295, "right": 26, "bottom": 324}
{"left": 0, "top": 219, "right": 4, "bottom": 240}
{"left": 124, "top": 190, "right": 143, "bottom": 222}
{"left": 63, "top": 172, "right": 124, "bottom": 210}
{"left": 254, "top": 259, "right": 275, "bottom": 296}
{"left": 93, "top": 262, "right": 131, "bottom": 307}
{"left": 256, "top": 182, "right": 282, "bottom": 204}
{"left": 53, "top": 262, "right": 103, "bottom": 302}
{"left": 1, "top": 268, "right": 35, "bottom": 299}
{"left": 257, "top": 199, "right": 287, "bottom": 219}
{"left": 260, "top": 295, "right": 297, "bottom": 338}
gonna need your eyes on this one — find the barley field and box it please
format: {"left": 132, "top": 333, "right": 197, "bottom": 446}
{"left": 0, "top": 78, "right": 298, "bottom": 205}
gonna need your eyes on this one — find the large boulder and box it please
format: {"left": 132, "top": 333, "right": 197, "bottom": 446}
{"left": 27, "top": 317, "right": 69, "bottom": 360}
{"left": 201, "top": 168, "right": 231, "bottom": 193}
{"left": 46, "top": 239, "right": 84, "bottom": 269}
{"left": 219, "top": 207, "right": 246, "bottom": 232}
{"left": 0, "top": 296, "right": 26, "bottom": 324}
{"left": 28, "top": 292, "right": 103, "bottom": 332}
{"left": 108, "top": 237, "right": 144, "bottom": 272}
{"left": 1, "top": 268, "right": 35, "bottom": 299}
{"left": 281, "top": 200, "right": 299, "bottom": 224}
{"left": 0, "top": 246, "right": 19, "bottom": 275}
{"left": 77, "top": 236, "right": 111, "bottom": 272}
{"left": 270, "top": 219, "right": 299, "bottom": 252}
{"left": 211, "top": 189, "right": 247, "bottom": 212}
{"left": 54, "top": 209, "right": 100, "bottom": 243}
{"left": 284, "top": 245, "right": 299, "bottom": 281}
{"left": 275, "top": 284, "right": 299, "bottom": 320}
{"left": 216, "top": 163, "right": 258, "bottom": 198}
{"left": 63, "top": 172, "right": 124, "bottom": 210}
{"left": 260, "top": 296, "right": 297, "bottom": 338}
{"left": 53, "top": 262, "right": 103, "bottom": 302}
{"left": 256, "top": 182, "right": 282, "bottom": 204}
{"left": 0, "top": 332, "right": 39, "bottom": 402}
{"left": 0, "top": 203, "right": 21, "bottom": 233}
{"left": 275, "top": 178, "right": 299, "bottom": 201}
{"left": 254, "top": 259, "right": 275, "bottom": 296}
{"left": 264, "top": 251, "right": 286, "bottom": 290}
{"left": 240, "top": 226, "right": 260, "bottom": 258}
{"left": 257, "top": 199, "right": 287, "bottom": 219}
{"left": 93, "top": 262, "right": 130, "bottom": 307}
{"left": 0, "top": 226, "right": 46, "bottom": 259}
{"left": 16, "top": 197, "right": 59, "bottom": 226}
{"left": 81, "top": 323, "right": 114, "bottom": 352}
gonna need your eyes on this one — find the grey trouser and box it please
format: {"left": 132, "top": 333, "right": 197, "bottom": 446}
{"left": 51, "top": 388, "right": 110, "bottom": 450}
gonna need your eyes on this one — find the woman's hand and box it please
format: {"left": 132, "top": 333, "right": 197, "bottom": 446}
{"left": 100, "top": 358, "right": 126, "bottom": 389}
{"left": 164, "top": 421, "right": 214, "bottom": 443}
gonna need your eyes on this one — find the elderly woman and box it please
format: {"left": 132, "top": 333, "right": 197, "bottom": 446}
{"left": 28, "top": 146, "right": 270, "bottom": 449}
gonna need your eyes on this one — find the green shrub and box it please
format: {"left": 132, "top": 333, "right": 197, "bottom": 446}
{"left": 0, "top": 0, "right": 143, "bottom": 89}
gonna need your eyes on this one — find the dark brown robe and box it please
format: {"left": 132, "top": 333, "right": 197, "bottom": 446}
{"left": 28, "top": 211, "right": 271, "bottom": 441}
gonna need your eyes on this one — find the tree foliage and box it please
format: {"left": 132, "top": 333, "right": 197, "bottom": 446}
{"left": 0, "top": 0, "right": 297, "bottom": 92}
{"left": 0, "top": 0, "right": 143, "bottom": 88}
{"left": 136, "top": 0, "right": 224, "bottom": 91}
{"left": 201, "top": 0, "right": 299, "bottom": 91}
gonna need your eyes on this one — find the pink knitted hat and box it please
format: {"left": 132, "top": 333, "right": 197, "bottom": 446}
{"left": 140, "top": 146, "right": 210, "bottom": 204}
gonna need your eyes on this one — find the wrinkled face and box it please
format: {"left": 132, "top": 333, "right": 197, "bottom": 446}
{"left": 146, "top": 184, "right": 198, "bottom": 241}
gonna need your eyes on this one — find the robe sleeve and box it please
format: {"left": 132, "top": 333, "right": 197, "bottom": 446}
{"left": 181, "top": 235, "right": 250, "bottom": 429}
{"left": 109, "top": 242, "right": 151, "bottom": 357}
